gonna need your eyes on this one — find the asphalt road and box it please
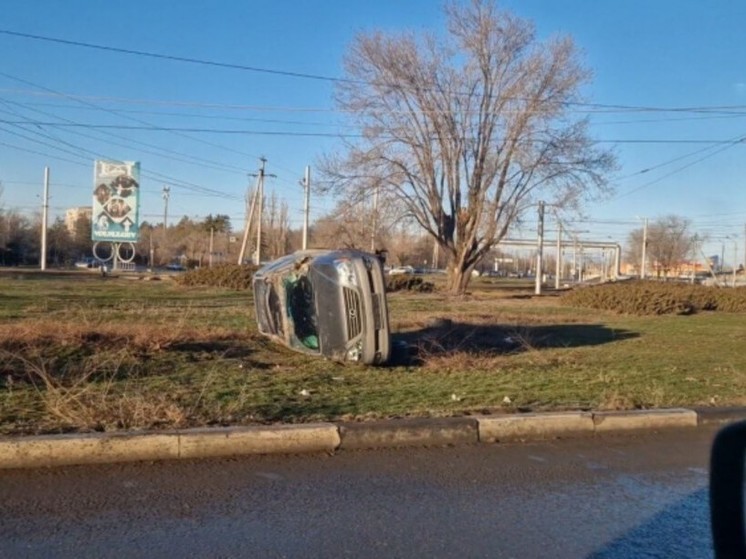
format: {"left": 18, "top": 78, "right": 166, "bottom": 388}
{"left": 0, "top": 425, "right": 722, "bottom": 558}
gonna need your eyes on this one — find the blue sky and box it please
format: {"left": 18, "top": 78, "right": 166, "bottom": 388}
{"left": 2, "top": 0, "right": 746, "bottom": 262}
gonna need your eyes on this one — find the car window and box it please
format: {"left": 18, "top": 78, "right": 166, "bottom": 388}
{"left": 284, "top": 275, "right": 320, "bottom": 352}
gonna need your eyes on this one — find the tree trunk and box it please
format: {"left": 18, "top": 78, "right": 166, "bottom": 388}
{"left": 445, "top": 255, "right": 475, "bottom": 295}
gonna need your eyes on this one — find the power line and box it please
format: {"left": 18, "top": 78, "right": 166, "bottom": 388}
{"left": 0, "top": 88, "right": 340, "bottom": 113}
{"left": 0, "top": 98, "right": 250, "bottom": 175}
{"left": 0, "top": 70, "right": 269, "bottom": 169}
{"left": 0, "top": 28, "right": 344, "bottom": 84}
{"left": 0, "top": 116, "right": 240, "bottom": 200}
{"left": 612, "top": 136, "right": 746, "bottom": 200}
{"left": 3, "top": 118, "right": 746, "bottom": 145}
{"left": 4, "top": 29, "right": 746, "bottom": 116}
{"left": 10, "top": 99, "right": 354, "bottom": 129}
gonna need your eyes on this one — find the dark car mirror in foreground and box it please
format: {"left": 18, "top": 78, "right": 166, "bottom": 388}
{"left": 710, "top": 420, "right": 746, "bottom": 558}
{"left": 253, "top": 249, "right": 391, "bottom": 365}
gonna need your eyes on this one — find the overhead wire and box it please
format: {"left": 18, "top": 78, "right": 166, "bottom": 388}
{"left": 5, "top": 28, "right": 746, "bottom": 117}
{"left": 3, "top": 29, "right": 746, "bottom": 241}
{"left": 0, "top": 70, "right": 288, "bottom": 175}
{"left": 0, "top": 104, "right": 241, "bottom": 200}
{"left": 0, "top": 97, "right": 250, "bottom": 175}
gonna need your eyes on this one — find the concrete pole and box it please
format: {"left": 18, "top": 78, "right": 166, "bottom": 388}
{"left": 254, "top": 157, "right": 267, "bottom": 266}
{"left": 238, "top": 185, "right": 259, "bottom": 265}
{"left": 555, "top": 222, "right": 562, "bottom": 289}
{"left": 40, "top": 167, "right": 49, "bottom": 271}
{"left": 302, "top": 166, "right": 310, "bottom": 251}
{"left": 721, "top": 242, "right": 725, "bottom": 274}
{"left": 370, "top": 183, "right": 379, "bottom": 253}
{"left": 535, "top": 201, "right": 544, "bottom": 295}
{"left": 209, "top": 227, "right": 214, "bottom": 268}
{"left": 733, "top": 241, "right": 738, "bottom": 287}
{"left": 149, "top": 233, "right": 154, "bottom": 270}
{"left": 162, "top": 186, "right": 170, "bottom": 233}
{"left": 641, "top": 218, "right": 648, "bottom": 279}
{"left": 614, "top": 245, "right": 622, "bottom": 279}
{"left": 573, "top": 239, "right": 577, "bottom": 282}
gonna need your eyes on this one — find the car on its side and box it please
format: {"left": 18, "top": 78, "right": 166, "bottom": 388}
{"left": 253, "top": 249, "right": 391, "bottom": 365}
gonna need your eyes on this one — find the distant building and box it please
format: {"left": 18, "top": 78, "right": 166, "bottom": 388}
{"left": 65, "top": 206, "right": 93, "bottom": 237}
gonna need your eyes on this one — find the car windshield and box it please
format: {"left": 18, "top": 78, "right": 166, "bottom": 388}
{"left": 267, "top": 283, "right": 284, "bottom": 338}
{"left": 283, "top": 274, "right": 320, "bottom": 353}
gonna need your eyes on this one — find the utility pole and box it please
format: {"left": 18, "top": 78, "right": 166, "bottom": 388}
{"left": 253, "top": 157, "right": 275, "bottom": 265}
{"left": 555, "top": 221, "right": 562, "bottom": 290}
{"left": 573, "top": 238, "right": 578, "bottom": 282}
{"left": 209, "top": 227, "right": 214, "bottom": 268}
{"left": 301, "top": 166, "right": 311, "bottom": 251}
{"left": 721, "top": 242, "right": 725, "bottom": 274}
{"left": 162, "top": 186, "right": 170, "bottom": 234}
{"left": 238, "top": 185, "right": 259, "bottom": 265}
{"left": 40, "top": 166, "right": 49, "bottom": 271}
{"left": 535, "top": 201, "right": 545, "bottom": 295}
{"left": 149, "top": 233, "right": 154, "bottom": 271}
{"left": 641, "top": 218, "right": 648, "bottom": 279}
{"left": 733, "top": 240, "right": 737, "bottom": 287}
{"left": 370, "top": 183, "right": 379, "bottom": 252}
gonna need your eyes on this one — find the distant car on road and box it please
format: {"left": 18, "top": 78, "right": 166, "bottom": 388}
{"left": 74, "top": 257, "right": 101, "bottom": 269}
{"left": 253, "top": 249, "right": 391, "bottom": 365}
{"left": 388, "top": 265, "right": 415, "bottom": 276}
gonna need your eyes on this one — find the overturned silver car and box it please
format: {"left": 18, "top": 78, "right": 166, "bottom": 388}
{"left": 253, "top": 250, "right": 391, "bottom": 365}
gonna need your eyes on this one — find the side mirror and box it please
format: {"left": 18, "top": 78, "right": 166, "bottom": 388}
{"left": 710, "top": 420, "right": 746, "bottom": 558}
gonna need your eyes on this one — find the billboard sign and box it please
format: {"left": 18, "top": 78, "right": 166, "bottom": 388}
{"left": 92, "top": 160, "right": 140, "bottom": 242}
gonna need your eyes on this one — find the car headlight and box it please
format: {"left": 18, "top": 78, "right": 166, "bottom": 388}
{"left": 334, "top": 259, "right": 358, "bottom": 287}
{"left": 346, "top": 342, "right": 363, "bottom": 362}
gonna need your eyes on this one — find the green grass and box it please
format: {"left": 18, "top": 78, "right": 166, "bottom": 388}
{"left": 1, "top": 269, "right": 744, "bottom": 435}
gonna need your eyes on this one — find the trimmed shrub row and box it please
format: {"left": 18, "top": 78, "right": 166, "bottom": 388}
{"left": 174, "top": 264, "right": 257, "bottom": 290}
{"left": 386, "top": 275, "right": 435, "bottom": 293}
{"left": 562, "top": 280, "right": 746, "bottom": 315}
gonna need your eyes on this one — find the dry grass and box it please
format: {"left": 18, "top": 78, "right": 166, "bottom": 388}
{"left": 0, "top": 319, "right": 244, "bottom": 354}
{"left": 1, "top": 272, "right": 745, "bottom": 434}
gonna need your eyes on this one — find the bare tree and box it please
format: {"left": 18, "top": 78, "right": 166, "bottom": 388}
{"left": 320, "top": 0, "right": 614, "bottom": 294}
{"left": 626, "top": 215, "right": 697, "bottom": 277}
{"left": 265, "top": 191, "right": 290, "bottom": 259}
{"left": 311, "top": 190, "right": 408, "bottom": 251}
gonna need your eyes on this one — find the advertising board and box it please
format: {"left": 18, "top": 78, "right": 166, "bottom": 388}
{"left": 92, "top": 160, "right": 140, "bottom": 242}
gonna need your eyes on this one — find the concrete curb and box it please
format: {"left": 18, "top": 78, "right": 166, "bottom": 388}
{"left": 0, "top": 408, "right": 744, "bottom": 470}
{"left": 179, "top": 424, "right": 340, "bottom": 459}
{"left": 478, "top": 412, "right": 594, "bottom": 442}
{"left": 592, "top": 408, "right": 698, "bottom": 432}
{"left": 0, "top": 432, "right": 180, "bottom": 470}
{"left": 339, "top": 417, "right": 478, "bottom": 449}
{"left": 0, "top": 423, "right": 339, "bottom": 470}
{"left": 691, "top": 406, "right": 746, "bottom": 425}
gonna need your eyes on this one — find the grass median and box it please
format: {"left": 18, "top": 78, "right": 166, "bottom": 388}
{"left": 1, "top": 269, "right": 744, "bottom": 435}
